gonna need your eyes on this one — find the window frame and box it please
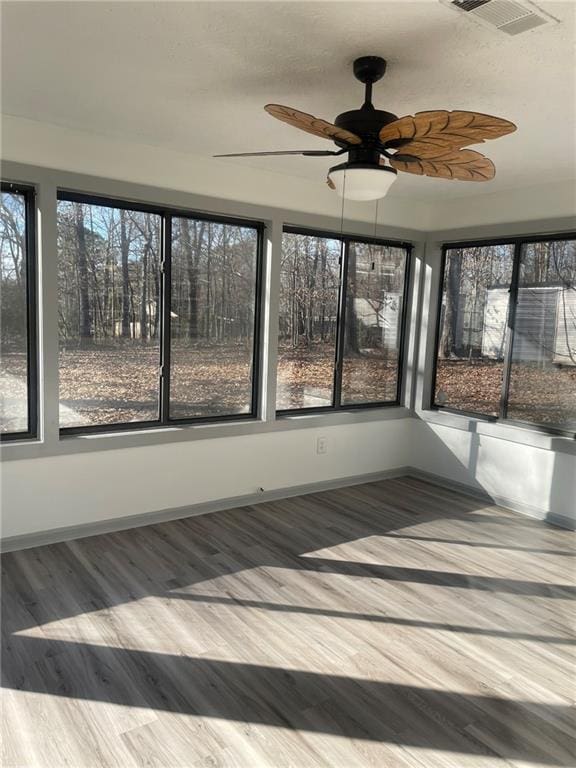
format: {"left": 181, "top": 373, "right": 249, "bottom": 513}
{"left": 276, "top": 225, "right": 412, "bottom": 416}
{"left": 0, "top": 181, "right": 38, "bottom": 442}
{"left": 57, "top": 190, "right": 265, "bottom": 436}
{"left": 430, "top": 232, "right": 576, "bottom": 439}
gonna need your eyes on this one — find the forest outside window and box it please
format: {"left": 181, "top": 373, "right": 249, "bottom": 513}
{"left": 170, "top": 216, "right": 260, "bottom": 420}
{"left": 0, "top": 183, "right": 37, "bottom": 440}
{"left": 277, "top": 228, "right": 410, "bottom": 412}
{"left": 433, "top": 236, "right": 576, "bottom": 435}
{"left": 57, "top": 192, "right": 263, "bottom": 433}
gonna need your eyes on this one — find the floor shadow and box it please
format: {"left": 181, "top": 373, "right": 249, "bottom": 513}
{"left": 2, "top": 476, "right": 495, "bottom": 634}
{"left": 3, "top": 636, "right": 574, "bottom": 766}
{"left": 379, "top": 532, "right": 576, "bottom": 556}
{"left": 297, "top": 557, "right": 576, "bottom": 599}
{"left": 168, "top": 592, "right": 575, "bottom": 645}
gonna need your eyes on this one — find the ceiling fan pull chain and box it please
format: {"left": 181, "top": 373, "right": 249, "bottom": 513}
{"left": 339, "top": 170, "right": 347, "bottom": 241}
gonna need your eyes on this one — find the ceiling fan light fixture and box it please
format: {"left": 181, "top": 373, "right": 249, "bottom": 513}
{"left": 328, "top": 163, "right": 397, "bottom": 201}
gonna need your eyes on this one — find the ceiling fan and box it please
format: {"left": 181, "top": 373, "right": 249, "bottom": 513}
{"left": 215, "top": 56, "right": 517, "bottom": 201}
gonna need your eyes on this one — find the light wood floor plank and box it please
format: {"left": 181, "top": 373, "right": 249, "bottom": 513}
{"left": 2, "top": 477, "right": 575, "bottom": 767}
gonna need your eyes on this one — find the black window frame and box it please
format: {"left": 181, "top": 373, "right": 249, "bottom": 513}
{"left": 431, "top": 232, "right": 576, "bottom": 439}
{"left": 57, "top": 190, "right": 264, "bottom": 436}
{"left": 276, "top": 225, "right": 413, "bottom": 416}
{"left": 0, "top": 181, "right": 38, "bottom": 442}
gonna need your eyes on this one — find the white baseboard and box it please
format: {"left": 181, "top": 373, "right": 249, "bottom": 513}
{"left": 408, "top": 468, "right": 575, "bottom": 531}
{"left": 2, "top": 464, "right": 572, "bottom": 553}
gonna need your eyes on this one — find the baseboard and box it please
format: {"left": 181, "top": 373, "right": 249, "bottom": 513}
{"left": 407, "top": 468, "right": 576, "bottom": 531}
{"left": 0, "top": 466, "right": 411, "bottom": 552}
{"left": 3, "top": 463, "right": 573, "bottom": 552}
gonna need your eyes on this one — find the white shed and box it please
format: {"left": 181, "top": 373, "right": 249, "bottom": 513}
{"left": 482, "top": 285, "right": 576, "bottom": 365}
{"left": 354, "top": 293, "right": 401, "bottom": 351}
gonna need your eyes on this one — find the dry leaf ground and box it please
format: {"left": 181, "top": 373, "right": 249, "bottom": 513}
{"left": 1, "top": 346, "right": 574, "bottom": 432}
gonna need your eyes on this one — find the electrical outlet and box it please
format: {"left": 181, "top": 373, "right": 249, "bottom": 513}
{"left": 316, "top": 436, "right": 328, "bottom": 455}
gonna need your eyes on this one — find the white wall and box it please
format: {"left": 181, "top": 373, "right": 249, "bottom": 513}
{"left": 0, "top": 419, "right": 412, "bottom": 539}
{"left": 428, "top": 179, "right": 576, "bottom": 231}
{"left": 410, "top": 420, "right": 576, "bottom": 526}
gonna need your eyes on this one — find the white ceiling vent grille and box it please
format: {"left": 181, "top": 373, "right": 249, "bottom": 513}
{"left": 440, "top": 0, "right": 559, "bottom": 35}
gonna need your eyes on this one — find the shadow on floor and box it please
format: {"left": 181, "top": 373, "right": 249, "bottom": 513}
{"left": 3, "top": 636, "right": 574, "bottom": 766}
{"left": 168, "top": 592, "right": 576, "bottom": 645}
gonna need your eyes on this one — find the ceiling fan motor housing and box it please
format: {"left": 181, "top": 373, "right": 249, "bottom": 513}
{"left": 333, "top": 56, "right": 399, "bottom": 151}
{"left": 334, "top": 108, "right": 399, "bottom": 150}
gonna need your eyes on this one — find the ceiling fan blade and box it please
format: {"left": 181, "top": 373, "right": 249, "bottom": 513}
{"left": 379, "top": 111, "right": 516, "bottom": 153}
{"left": 389, "top": 148, "right": 495, "bottom": 181}
{"left": 386, "top": 139, "right": 461, "bottom": 161}
{"left": 214, "top": 149, "right": 341, "bottom": 158}
{"left": 265, "top": 104, "right": 362, "bottom": 145}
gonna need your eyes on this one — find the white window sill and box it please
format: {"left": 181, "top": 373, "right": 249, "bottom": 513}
{"left": 0, "top": 406, "right": 411, "bottom": 461}
{"left": 416, "top": 407, "right": 576, "bottom": 455}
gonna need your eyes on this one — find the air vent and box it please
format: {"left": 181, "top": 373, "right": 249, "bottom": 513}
{"left": 440, "top": 0, "right": 559, "bottom": 35}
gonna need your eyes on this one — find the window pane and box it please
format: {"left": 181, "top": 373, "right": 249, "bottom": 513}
{"left": 57, "top": 200, "right": 162, "bottom": 428}
{"left": 341, "top": 242, "right": 407, "bottom": 404}
{"left": 434, "top": 244, "right": 515, "bottom": 416}
{"left": 170, "top": 218, "right": 259, "bottom": 419}
{"left": 507, "top": 239, "right": 576, "bottom": 431}
{"left": 276, "top": 233, "right": 341, "bottom": 410}
{"left": 0, "top": 190, "right": 30, "bottom": 434}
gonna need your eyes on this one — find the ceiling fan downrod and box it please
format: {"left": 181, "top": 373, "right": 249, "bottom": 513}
{"left": 333, "top": 56, "right": 397, "bottom": 148}
{"left": 353, "top": 55, "right": 387, "bottom": 109}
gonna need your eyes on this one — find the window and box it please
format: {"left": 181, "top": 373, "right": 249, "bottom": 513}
{"left": 434, "top": 243, "right": 515, "bottom": 417}
{"left": 57, "top": 193, "right": 262, "bottom": 433}
{"left": 277, "top": 232, "right": 341, "bottom": 410}
{"left": 57, "top": 198, "right": 162, "bottom": 429}
{"left": 0, "top": 183, "right": 36, "bottom": 440}
{"left": 277, "top": 228, "right": 411, "bottom": 412}
{"left": 170, "top": 216, "right": 260, "bottom": 419}
{"left": 507, "top": 240, "right": 576, "bottom": 432}
{"left": 433, "top": 236, "right": 576, "bottom": 435}
{"left": 341, "top": 241, "right": 407, "bottom": 405}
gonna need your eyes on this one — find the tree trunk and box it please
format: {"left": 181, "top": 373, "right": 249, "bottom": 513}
{"left": 180, "top": 220, "right": 203, "bottom": 340}
{"left": 205, "top": 225, "right": 213, "bottom": 340}
{"left": 120, "top": 210, "right": 131, "bottom": 338}
{"left": 441, "top": 251, "right": 462, "bottom": 358}
{"left": 140, "top": 240, "right": 149, "bottom": 341}
{"left": 307, "top": 243, "right": 320, "bottom": 343}
{"left": 344, "top": 246, "right": 359, "bottom": 355}
{"left": 74, "top": 205, "right": 92, "bottom": 345}
{"left": 320, "top": 241, "right": 327, "bottom": 341}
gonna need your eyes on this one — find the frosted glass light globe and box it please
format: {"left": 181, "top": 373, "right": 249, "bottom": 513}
{"left": 328, "top": 164, "right": 397, "bottom": 202}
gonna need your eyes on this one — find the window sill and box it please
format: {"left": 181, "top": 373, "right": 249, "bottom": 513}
{"left": 416, "top": 407, "right": 576, "bottom": 455}
{"left": 0, "top": 406, "right": 411, "bottom": 461}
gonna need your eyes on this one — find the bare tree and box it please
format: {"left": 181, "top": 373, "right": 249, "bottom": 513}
{"left": 74, "top": 204, "right": 93, "bottom": 344}
{"left": 119, "top": 210, "right": 131, "bottom": 339}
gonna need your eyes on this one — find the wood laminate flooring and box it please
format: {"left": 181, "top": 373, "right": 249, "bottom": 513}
{"left": 2, "top": 476, "right": 575, "bottom": 767}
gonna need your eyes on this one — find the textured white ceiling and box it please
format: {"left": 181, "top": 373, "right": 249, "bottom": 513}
{"left": 1, "top": 0, "right": 575, "bottom": 200}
